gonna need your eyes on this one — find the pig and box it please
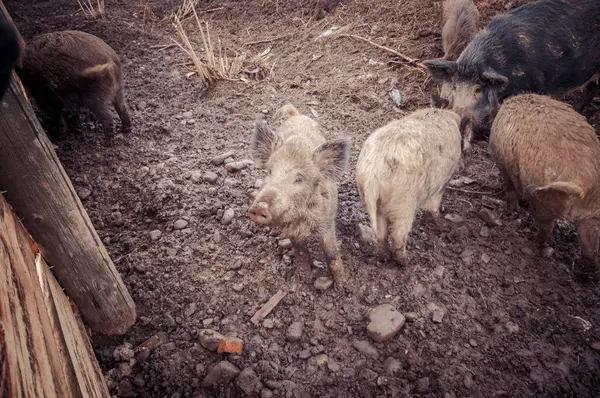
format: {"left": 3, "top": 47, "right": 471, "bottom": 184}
{"left": 17, "top": 30, "right": 131, "bottom": 142}
{"left": 441, "top": 0, "right": 480, "bottom": 61}
{"left": 489, "top": 94, "right": 600, "bottom": 277}
{"left": 424, "top": 0, "right": 600, "bottom": 138}
{"left": 0, "top": 13, "right": 20, "bottom": 100}
{"left": 356, "top": 108, "right": 469, "bottom": 264}
{"left": 248, "top": 104, "right": 349, "bottom": 287}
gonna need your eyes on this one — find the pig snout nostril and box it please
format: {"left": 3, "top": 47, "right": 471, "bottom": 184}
{"left": 248, "top": 202, "right": 271, "bottom": 224}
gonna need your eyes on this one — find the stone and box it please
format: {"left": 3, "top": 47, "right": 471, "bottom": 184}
{"left": 352, "top": 340, "right": 379, "bottom": 358}
{"left": 286, "top": 322, "right": 304, "bottom": 342}
{"left": 478, "top": 209, "right": 502, "bottom": 227}
{"left": 417, "top": 377, "right": 430, "bottom": 393}
{"left": 481, "top": 253, "right": 491, "bottom": 264}
{"left": 263, "top": 318, "right": 274, "bottom": 329}
{"left": 203, "top": 361, "right": 240, "bottom": 387}
{"left": 360, "top": 368, "right": 378, "bottom": 381}
{"left": 77, "top": 187, "right": 92, "bottom": 200}
{"left": 190, "top": 171, "right": 203, "bottom": 183}
{"left": 261, "top": 389, "right": 274, "bottom": 398}
{"left": 279, "top": 239, "right": 292, "bottom": 250}
{"left": 149, "top": 230, "right": 162, "bottom": 241}
{"left": 404, "top": 312, "right": 419, "bottom": 322}
{"left": 383, "top": 357, "right": 402, "bottom": 375}
{"left": 308, "top": 354, "right": 329, "bottom": 367}
{"left": 366, "top": 304, "right": 406, "bottom": 343}
{"left": 506, "top": 321, "right": 520, "bottom": 334}
{"left": 433, "top": 265, "right": 445, "bottom": 278}
{"left": 226, "top": 160, "right": 253, "bottom": 172}
{"left": 464, "top": 373, "right": 474, "bottom": 389}
{"left": 203, "top": 171, "right": 219, "bottom": 184}
{"left": 314, "top": 277, "right": 333, "bottom": 291}
{"left": 211, "top": 151, "right": 235, "bottom": 165}
{"left": 432, "top": 309, "right": 444, "bottom": 323}
{"left": 222, "top": 208, "right": 235, "bottom": 225}
{"left": 184, "top": 303, "right": 197, "bottom": 317}
{"left": 444, "top": 214, "right": 464, "bottom": 223}
{"left": 299, "top": 348, "right": 312, "bottom": 359}
{"left": 174, "top": 219, "right": 188, "bottom": 230}
{"left": 233, "top": 283, "right": 244, "bottom": 292}
{"left": 113, "top": 343, "right": 135, "bottom": 362}
{"left": 480, "top": 226, "right": 490, "bottom": 237}
{"left": 327, "top": 360, "right": 340, "bottom": 372}
{"left": 542, "top": 246, "right": 554, "bottom": 258}
{"left": 521, "top": 247, "right": 534, "bottom": 256}
{"left": 236, "top": 368, "right": 263, "bottom": 395}
{"left": 198, "top": 329, "right": 224, "bottom": 352}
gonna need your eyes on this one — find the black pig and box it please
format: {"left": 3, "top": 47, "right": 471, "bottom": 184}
{"left": 0, "top": 13, "right": 20, "bottom": 100}
{"left": 425, "top": 0, "right": 600, "bottom": 138}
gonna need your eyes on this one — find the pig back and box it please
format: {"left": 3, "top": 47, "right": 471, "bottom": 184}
{"left": 490, "top": 94, "right": 600, "bottom": 211}
{"left": 276, "top": 115, "right": 326, "bottom": 149}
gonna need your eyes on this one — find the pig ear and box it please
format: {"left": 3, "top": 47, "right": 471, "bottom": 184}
{"left": 251, "top": 119, "right": 282, "bottom": 167}
{"left": 481, "top": 67, "right": 508, "bottom": 89}
{"left": 423, "top": 59, "right": 457, "bottom": 82}
{"left": 313, "top": 138, "right": 350, "bottom": 180}
{"left": 431, "top": 93, "right": 450, "bottom": 109}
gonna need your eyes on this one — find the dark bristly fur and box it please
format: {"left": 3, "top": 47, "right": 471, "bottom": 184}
{"left": 442, "top": 0, "right": 480, "bottom": 61}
{"left": 0, "top": 13, "right": 20, "bottom": 100}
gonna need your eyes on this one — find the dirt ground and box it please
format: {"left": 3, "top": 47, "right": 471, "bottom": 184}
{"left": 6, "top": 0, "right": 600, "bottom": 396}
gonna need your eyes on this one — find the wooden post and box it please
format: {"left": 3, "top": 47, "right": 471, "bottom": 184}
{"left": 0, "top": 74, "right": 136, "bottom": 335}
{"left": 0, "top": 194, "right": 110, "bottom": 397}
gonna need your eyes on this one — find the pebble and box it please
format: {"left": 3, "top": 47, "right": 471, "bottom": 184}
{"left": 314, "top": 277, "right": 333, "bottom": 291}
{"left": 198, "top": 329, "right": 224, "bottom": 352}
{"left": 360, "top": 368, "right": 378, "bottom": 381}
{"left": 417, "top": 377, "right": 430, "bottom": 393}
{"left": 190, "top": 171, "right": 203, "bottom": 183}
{"left": 327, "top": 360, "right": 340, "bottom": 372}
{"left": 383, "top": 357, "right": 402, "bottom": 375}
{"left": 481, "top": 253, "right": 491, "bottom": 264}
{"left": 263, "top": 318, "right": 274, "bottom": 329}
{"left": 432, "top": 309, "right": 445, "bottom": 323}
{"left": 506, "top": 321, "right": 520, "bottom": 334}
{"left": 352, "top": 340, "right": 379, "bottom": 358}
{"left": 444, "top": 213, "right": 464, "bottom": 223}
{"left": 233, "top": 283, "right": 244, "bottom": 292}
{"left": 222, "top": 208, "right": 235, "bottom": 225}
{"left": 480, "top": 226, "right": 490, "bottom": 237}
{"left": 203, "top": 318, "right": 214, "bottom": 326}
{"left": 521, "top": 247, "right": 534, "bottom": 256}
{"left": 133, "top": 375, "right": 145, "bottom": 388}
{"left": 77, "top": 188, "right": 92, "bottom": 200}
{"left": 478, "top": 209, "right": 502, "bottom": 227}
{"left": 464, "top": 373, "right": 474, "bottom": 389}
{"left": 149, "top": 230, "right": 162, "bottom": 241}
{"left": 433, "top": 265, "right": 445, "bottom": 278}
{"left": 203, "top": 361, "right": 240, "bottom": 387}
{"left": 113, "top": 343, "right": 135, "bottom": 362}
{"left": 225, "top": 160, "right": 253, "bottom": 172}
{"left": 469, "top": 338, "right": 478, "bottom": 347}
{"left": 203, "top": 171, "right": 219, "bottom": 184}
{"left": 261, "top": 389, "right": 274, "bottom": 398}
{"left": 448, "top": 176, "right": 476, "bottom": 187}
{"left": 357, "top": 223, "right": 374, "bottom": 244}
{"left": 174, "top": 219, "right": 188, "bottom": 230}
{"left": 366, "top": 304, "right": 406, "bottom": 343}
{"left": 590, "top": 341, "right": 600, "bottom": 351}
{"left": 299, "top": 348, "right": 312, "bottom": 359}
{"left": 377, "top": 376, "right": 389, "bottom": 386}
{"left": 254, "top": 179, "right": 264, "bottom": 189}
{"left": 404, "top": 312, "right": 419, "bottom": 322}
{"left": 542, "top": 246, "right": 554, "bottom": 258}
{"left": 309, "top": 354, "right": 329, "bottom": 367}
{"left": 279, "top": 239, "right": 292, "bottom": 249}
{"left": 211, "top": 151, "right": 235, "bottom": 165}
{"left": 389, "top": 89, "right": 403, "bottom": 107}
{"left": 286, "top": 321, "right": 304, "bottom": 342}
{"left": 236, "top": 368, "right": 263, "bottom": 396}
{"left": 184, "top": 303, "right": 197, "bottom": 317}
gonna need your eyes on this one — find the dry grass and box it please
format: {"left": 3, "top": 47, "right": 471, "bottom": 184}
{"left": 173, "top": 0, "right": 201, "bottom": 20}
{"left": 77, "top": 0, "right": 106, "bottom": 19}
{"left": 172, "top": 8, "right": 272, "bottom": 87}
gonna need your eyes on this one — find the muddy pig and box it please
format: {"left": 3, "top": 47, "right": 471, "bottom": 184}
{"left": 0, "top": 13, "right": 20, "bottom": 100}
{"left": 356, "top": 108, "right": 470, "bottom": 264}
{"left": 441, "top": 0, "right": 480, "bottom": 61}
{"left": 490, "top": 94, "right": 600, "bottom": 277}
{"left": 248, "top": 104, "right": 349, "bottom": 287}
{"left": 425, "top": 0, "right": 600, "bottom": 138}
{"left": 18, "top": 30, "right": 131, "bottom": 141}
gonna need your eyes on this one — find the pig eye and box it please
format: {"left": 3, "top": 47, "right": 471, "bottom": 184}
{"left": 266, "top": 168, "right": 272, "bottom": 175}
{"left": 295, "top": 175, "right": 304, "bottom": 183}
{"left": 474, "top": 87, "right": 482, "bottom": 95}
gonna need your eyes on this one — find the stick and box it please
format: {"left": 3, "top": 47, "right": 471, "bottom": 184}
{"left": 250, "top": 289, "right": 286, "bottom": 325}
{"left": 337, "top": 33, "right": 426, "bottom": 69}
{"left": 150, "top": 43, "right": 176, "bottom": 50}
{"left": 198, "top": 6, "right": 224, "bottom": 14}
{"left": 243, "top": 33, "right": 293, "bottom": 46}
{"left": 447, "top": 186, "right": 496, "bottom": 195}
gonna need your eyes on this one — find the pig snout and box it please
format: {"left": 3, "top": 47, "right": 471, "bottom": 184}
{"left": 248, "top": 201, "right": 272, "bottom": 225}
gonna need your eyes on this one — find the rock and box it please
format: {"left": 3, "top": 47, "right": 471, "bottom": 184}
{"left": 353, "top": 340, "right": 379, "bottom": 358}
{"left": 133, "top": 375, "right": 145, "bottom": 387}
{"left": 366, "top": 304, "right": 406, "bottom": 343}
{"left": 279, "top": 239, "right": 292, "bottom": 249}
{"left": 233, "top": 283, "right": 244, "bottom": 292}
{"left": 226, "top": 160, "right": 253, "bottom": 172}
{"left": 299, "top": 348, "right": 312, "bottom": 359}
{"left": 149, "top": 230, "right": 162, "bottom": 241}
{"left": 506, "top": 321, "right": 520, "bottom": 334}
{"left": 389, "top": 89, "right": 403, "bottom": 107}
{"left": 478, "top": 209, "right": 502, "bottom": 227}
{"left": 263, "top": 318, "right": 274, "bottom": 329}
{"left": 236, "top": 368, "right": 263, "bottom": 395}
{"left": 357, "top": 223, "right": 374, "bottom": 244}
{"left": 224, "top": 157, "right": 235, "bottom": 164}
{"left": 444, "top": 213, "right": 464, "bottom": 223}
{"left": 254, "top": 179, "right": 264, "bottom": 189}
{"left": 377, "top": 376, "right": 389, "bottom": 386}
{"left": 480, "top": 226, "right": 490, "bottom": 237}
{"left": 432, "top": 309, "right": 444, "bottom": 323}
{"left": 222, "top": 208, "right": 235, "bottom": 225}
{"left": 211, "top": 151, "right": 236, "bottom": 165}
{"left": 113, "top": 343, "right": 135, "bottom": 362}
{"left": 314, "top": 277, "right": 333, "bottom": 291}
{"left": 198, "top": 329, "right": 224, "bottom": 352}
{"left": 417, "top": 377, "right": 430, "bottom": 393}
{"left": 203, "top": 171, "right": 219, "bottom": 184}
{"left": 433, "top": 265, "right": 445, "bottom": 278}
{"left": 464, "top": 373, "right": 474, "bottom": 389}
{"left": 190, "top": 170, "right": 203, "bottom": 183}
{"left": 184, "top": 303, "right": 197, "bottom": 317}
{"left": 360, "top": 368, "right": 378, "bottom": 381}
{"left": 542, "top": 246, "right": 554, "bottom": 258}
{"left": 404, "top": 312, "right": 419, "bottom": 322}
{"left": 448, "top": 176, "right": 476, "bottom": 187}
{"left": 383, "top": 357, "right": 402, "bottom": 375}
{"left": 308, "top": 354, "right": 329, "bottom": 367}
{"left": 469, "top": 339, "right": 478, "bottom": 347}
{"left": 590, "top": 341, "right": 600, "bottom": 351}
{"left": 286, "top": 322, "right": 304, "bottom": 342}
{"left": 327, "top": 360, "right": 340, "bottom": 372}
{"left": 203, "top": 361, "right": 240, "bottom": 387}
{"left": 217, "top": 337, "right": 243, "bottom": 354}
{"left": 203, "top": 318, "right": 214, "bottom": 326}
{"left": 521, "top": 247, "right": 534, "bottom": 256}
{"left": 77, "top": 187, "right": 91, "bottom": 200}
{"left": 174, "top": 219, "right": 188, "bottom": 230}
{"left": 481, "top": 253, "right": 491, "bottom": 264}
{"left": 261, "top": 389, "right": 274, "bottom": 398}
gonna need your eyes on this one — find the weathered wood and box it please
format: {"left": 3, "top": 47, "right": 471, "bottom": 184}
{"left": 0, "top": 194, "right": 110, "bottom": 397}
{"left": 250, "top": 289, "right": 286, "bottom": 325}
{"left": 0, "top": 73, "right": 136, "bottom": 334}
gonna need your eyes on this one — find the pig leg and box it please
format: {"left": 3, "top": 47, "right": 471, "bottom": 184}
{"left": 420, "top": 190, "right": 443, "bottom": 228}
{"left": 87, "top": 99, "right": 114, "bottom": 144}
{"left": 375, "top": 211, "right": 391, "bottom": 259}
{"left": 35, "top": 92, "right": 67, "bottom": 139}
{"left": 498, "top": 165, "right": 518, "bottom": 211}
{"left": 576, "top": 219, "right": 600, "bottom": 275}
{"left": 388, "top": 202, "right": 417, "bottom": 266}
{"left": 319, "top": 226, "right": 344, "bottom": 287}
{"left": 113, "top": 81, "right": 132, "bottom": 133}
{"left": 531, "top": 202, "right": 556, "bottom": 246}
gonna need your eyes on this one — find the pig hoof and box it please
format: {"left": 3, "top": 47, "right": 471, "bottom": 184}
{"left": 394, "top": 250, "right": 408, "bottom": 267}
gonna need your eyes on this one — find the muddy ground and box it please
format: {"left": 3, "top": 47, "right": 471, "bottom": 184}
{"left": 6, "top": 0, "right": 600, "bottom": 396}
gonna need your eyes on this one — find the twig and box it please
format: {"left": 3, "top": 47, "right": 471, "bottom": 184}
{"left": 447, "top": 186, "right": 495, "bottom": 195}
{"left": 337, "top": 33, "right": 426, "bottom": 69}
{"left": 250, "top": 289, "right": 286, "bottom": 325}
{"left": 198, "top": 6, "right": 224, "bottom": 14}
{"left": 150, "top": 43, "right": 175, "bottom": 50}
{"left": 243, "top": 33, "right": 293, "bottom": 46}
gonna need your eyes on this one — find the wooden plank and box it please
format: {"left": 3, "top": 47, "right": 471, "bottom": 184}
{"left": 0, "top": 72, "right": 136, "bottom": 335}
{"left": 0, "top": 194, "right": 110, "bottom": 397}
{"left": 250, "top": 289, "right": 286, "bottom": 325}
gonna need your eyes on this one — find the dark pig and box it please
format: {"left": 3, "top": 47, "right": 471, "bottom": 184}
{"left": 490, "top": 94, "right": 600, "bottom": 278}
{"left": 18, "top": 30, "right": 131, "bottom": 141}
{"left": 0, "top": 13, "right": 20, "bottom": 100}
{"left": 425, "top": 0, "right": 600, "bottom": 138}
{"left": 441, "top": 0, "right": 480, "bottom": 61}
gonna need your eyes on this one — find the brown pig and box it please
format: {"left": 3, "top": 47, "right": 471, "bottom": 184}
{"left": 356, "top": 108, "right": 469, "bottom": 264}
{"left": 248, "top": 104, "right": 349, "bottom": 286}
{"left": 17, "top": 30, "right": 131, "bottom": 141}
{"left": 441, "top": 0, "right": 480, "bottom": 61}
{"left": 489, "top": 94, "right": 600, "bottom": 276}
